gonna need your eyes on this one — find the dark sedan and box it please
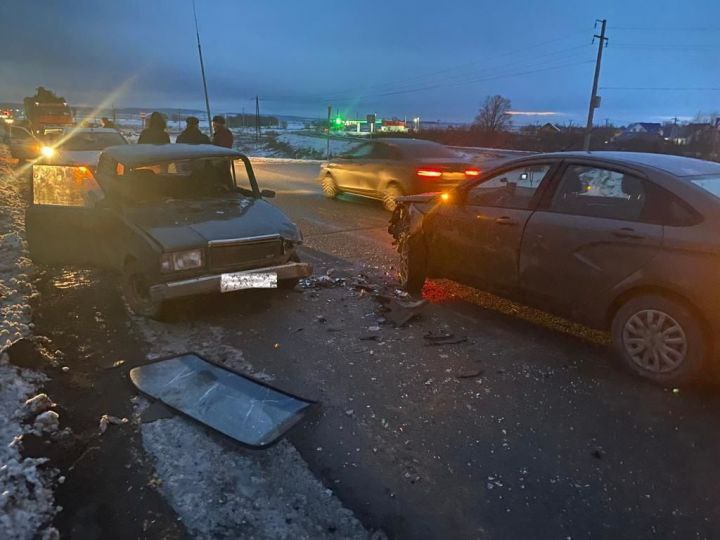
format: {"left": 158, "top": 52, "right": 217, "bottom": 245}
{"left": 389, "top": 151, "right": 720, "bottom": 385}
{"left": 26, "top": 144, "right": 311, "bottom": 317}
{"left": 319, "top": 138, "right": 480, "bottom": 211}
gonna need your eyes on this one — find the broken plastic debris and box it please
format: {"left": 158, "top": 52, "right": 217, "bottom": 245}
{"left": 34, "top": 411, "right": 60, "bottom": 434}
{"left": 377, "top": 296, "right": 427, "bottom": 327}
{"left": 129, "top": 353, "right": 316, "bottom": 448}
{"left": 24, "top": 393, "right": 56, "bottom": 414}
{"left": 98, "top": 414, "right": 129, "bottom": 434}
{"left": 423, "top": 331, "right": 468, "bottom": 346}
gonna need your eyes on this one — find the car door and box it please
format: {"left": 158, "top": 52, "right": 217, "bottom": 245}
{"left": 26, "top": 164, "right": 113, "bottom": 267}
{"left": 520, "top": 162, "right": 664, "bottom": 324}
{"left": 330, "top": 143, "right": 375, "bottom": 194}
{"left": 428, "top": 161, "right": 557, "bottom": 296}
{"left": 7, "top": 126, "right": 40, "bottom": 161}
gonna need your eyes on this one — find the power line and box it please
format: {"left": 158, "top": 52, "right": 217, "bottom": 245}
{"left": 601, "top": 86, "right": 720, "bottom": 91}
{"left": 613, "top": 26, "right": 720, "bottom": 31}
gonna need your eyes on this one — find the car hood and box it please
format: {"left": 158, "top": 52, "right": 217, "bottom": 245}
{"left": 124, "top": 196, "right": 302, "bottom": 252}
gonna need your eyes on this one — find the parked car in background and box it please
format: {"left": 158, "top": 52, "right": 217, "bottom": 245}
{"left": 26, "top": 144, "right": 311, "bottom": 317}
{"left": 319, "top": 138, "right": 480, "bottom": 211}
{"left": 389, "top": 151, "right": 720, "bottom": 385}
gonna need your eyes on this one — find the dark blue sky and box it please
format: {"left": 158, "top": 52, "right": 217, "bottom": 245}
{"left": 1, "top": 0, "right": 719, "bottom": 124}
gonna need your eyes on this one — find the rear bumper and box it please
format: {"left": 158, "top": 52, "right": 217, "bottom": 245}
{"left": 149, "top": 262, "right": 312, "bottom": 302}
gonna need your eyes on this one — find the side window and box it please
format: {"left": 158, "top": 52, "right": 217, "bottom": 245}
{"left": 32, "top": 165, "right": 104, "bottom": 207}
{"left": 468, "top": 164, "right": 552, "bottom": 209}
{"left": 550, "top": 165, "right": 647, "bottom": 221}
{"left": 10, "top": 127, "right": 32, "bottom": 140}
{"left": 346, "top": 144, "right": 373, "bottom": 159}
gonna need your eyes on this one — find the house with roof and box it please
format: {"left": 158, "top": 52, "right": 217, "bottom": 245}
{"left": 626, "top": 122, "right": 663, "bottom": 135}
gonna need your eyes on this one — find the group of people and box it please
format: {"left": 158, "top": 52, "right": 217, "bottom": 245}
{"left": 137, "top": 111, "right": 233, "bottom": 148}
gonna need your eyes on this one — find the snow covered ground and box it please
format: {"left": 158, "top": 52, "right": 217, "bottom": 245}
{"left": 0, "top": 150, "right": 58, "bottom": 540}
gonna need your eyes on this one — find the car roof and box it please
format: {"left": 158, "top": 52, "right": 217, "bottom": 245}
{"left": 103, "top": 143, "right": 242, "bottom": 167}
{"left": 62, "top": 127, "right": 122, "bottom": 135}
{"left": 515, "top": 150, "right": 720, "bottom": 177}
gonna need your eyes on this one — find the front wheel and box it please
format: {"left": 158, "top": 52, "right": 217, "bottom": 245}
{"left": 321, "top": 174, "right": 339, "bottom": 199}
{"left": 382, "top": 183, "right": 403, "bottom": 212}
{"left": 398, "top": 233, "right": 427, "bottom": 294}
{"left": 122, "top": 261, "right": 165, "bottom": 319}
{"left": 611, "top": 294, "right": 708, "bottom": 385}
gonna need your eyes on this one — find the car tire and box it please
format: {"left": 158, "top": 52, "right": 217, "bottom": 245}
{"left": 321, "top": 174, "right": 339, "bottom": 199}
{"left": 382, "top": 183, "right": 403, "bottom": 212}
{"left": 611, "top": 294, "right": 708, "bottom": 385}
{"left": 122, "top": 260, "right": 165, "bottom": 319}
{"left": 399, "top": 233, "right": 427, "bottom": 294}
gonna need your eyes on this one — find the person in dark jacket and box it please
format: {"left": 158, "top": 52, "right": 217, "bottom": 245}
{"left": 138, "top": 112, "right": 170, "bottom": 145}
{"left": 211, "top": 115, "right": 233, "bottom": 148}
{"left": 176, "top": 116, "right": 211, "bottom": 145}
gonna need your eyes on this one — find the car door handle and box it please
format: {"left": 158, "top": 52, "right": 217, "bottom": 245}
{"left": 495, "top": 216, "right": 518, "bottom": 226}
{"left": 612, "top": 227, "right": 644, "bottom": 240}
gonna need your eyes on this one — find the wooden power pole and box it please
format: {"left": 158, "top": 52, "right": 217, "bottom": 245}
{"left": 583, "top": 19, "right": 608, "bottom": 151}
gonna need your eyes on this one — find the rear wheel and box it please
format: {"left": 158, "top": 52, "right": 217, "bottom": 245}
{"left": 382, "top": 183, "right": 403, "bottom": 212}
{"left": 321, "top": 174, "right": 339, "bottom": 199}
{"left": 611, "top": 294, "right": 708, "bottom": 385}
{"left": 398, "top": 233, "right": 427, "bottom": 294}
{"left": 122, "top": 260, "right": 164, "bottom": 319}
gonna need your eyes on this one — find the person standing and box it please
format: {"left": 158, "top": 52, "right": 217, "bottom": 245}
{"left": 176, "top": 116, "right": 211, "bottom": 144}
{"left": 211, "top": 115, "right": 233, "bottom": 148}
{"left": 138, "top": 111, "right": 170, "bottom": 145}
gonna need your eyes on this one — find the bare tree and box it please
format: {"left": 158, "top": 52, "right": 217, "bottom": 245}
{"left": 474, "top": 95, "right": 512, "bottom": 133}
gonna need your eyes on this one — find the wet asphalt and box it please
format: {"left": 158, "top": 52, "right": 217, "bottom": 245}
{"left": 18, "top": 159, "right": 720, "bottom": 539}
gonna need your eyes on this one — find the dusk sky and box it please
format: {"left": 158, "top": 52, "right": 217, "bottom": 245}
{"left": 1, "top": 0, "right": 719, "bottom": 125}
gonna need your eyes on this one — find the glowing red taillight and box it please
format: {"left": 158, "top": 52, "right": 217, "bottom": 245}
{"left": 416, "top": 167, "right": 443, "bottom": 178}
{"left": 465, "top": 168, "right": 481, "bottom": 177}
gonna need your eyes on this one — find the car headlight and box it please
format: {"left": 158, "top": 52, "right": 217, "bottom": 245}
{"left": 160, "top": 249, "right": 203, "bottom": 272}
{"left": 40, "top": 146, "right": 55, "bottom": 158}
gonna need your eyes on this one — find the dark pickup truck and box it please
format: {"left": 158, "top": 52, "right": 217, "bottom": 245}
{"left": 26, "top": 144, "right": 312, "bottom": 317}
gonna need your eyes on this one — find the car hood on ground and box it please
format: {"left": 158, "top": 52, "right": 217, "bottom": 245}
{"left": 124, "top": 196, "right": 302, "bottom": 252}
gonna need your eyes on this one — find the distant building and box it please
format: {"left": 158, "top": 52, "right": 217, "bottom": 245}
{"left": 626, "top": 122, "right": 663, "bottom": 135}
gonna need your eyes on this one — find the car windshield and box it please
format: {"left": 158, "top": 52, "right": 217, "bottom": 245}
{"left": 690, "top": 175, "right": 720, "bottom": 199}
{"left": 395, "top": 141, "right": 459, "bottom": 159}
{"left": 61, "top": 132, "right": 126, "bottom": 150}
{"left": 119, "top": 157, "right": 238, "bottom": 202}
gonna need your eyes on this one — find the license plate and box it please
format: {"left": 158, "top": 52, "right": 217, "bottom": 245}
{"left": 220, "top": 271, "right": 277, "bottom": 292}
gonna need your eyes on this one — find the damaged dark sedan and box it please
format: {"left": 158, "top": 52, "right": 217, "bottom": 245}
{"left": 390, "top": 151, "right": 720, "bottom": 385}
{"left": 26, "top": 144, "right": 311, "bottom": 317}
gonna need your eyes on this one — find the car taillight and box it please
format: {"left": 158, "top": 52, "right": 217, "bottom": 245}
{"left": 465, "top": 168, "right": 480, "bottom": 177}
{"left": 416, "top": 167, "right": 443, "bottom": 178}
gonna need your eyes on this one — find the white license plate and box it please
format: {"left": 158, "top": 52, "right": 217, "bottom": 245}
{"left": 220, "top": 271, "right": 278, "bottom": 292}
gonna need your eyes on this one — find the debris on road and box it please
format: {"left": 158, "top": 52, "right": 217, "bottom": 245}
{"left": 130, "top": 353, "right": 315, "bottom": 448}
{"left": 423, "top": 331, "right": 468, "bottom": 346}
{"left": 33, "top": 411, "right": 60, "bottom": 434}
{"left": 376, "top": 295, "right": 427, "bottom": 327}
{"left": 98, "top": 414, "right": 129, "bottom": 434}
{"left": 456, "top": 369, "right": 484, "bottom": 380}
{"left": 24, "top": 393, "right": 56, "bottom": 415}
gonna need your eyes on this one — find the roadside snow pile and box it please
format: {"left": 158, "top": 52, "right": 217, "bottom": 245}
{"left": 132, "top": 319, "right": 367, "bottom": 538}
{"left": 276, "top": 133, "right": 357, "bottom": 156}
{"left": 141, "top": 417, "right": 366, "bottom": 539}
{"left": 0, "top": 148, "right": 58, "bottom": 539}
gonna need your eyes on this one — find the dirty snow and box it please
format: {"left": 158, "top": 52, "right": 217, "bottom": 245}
{"left": 0, "top": 148, "right": 58, "bottom": 539}
{"left": 131, "top": 317, "right": 367, "bottom": 538}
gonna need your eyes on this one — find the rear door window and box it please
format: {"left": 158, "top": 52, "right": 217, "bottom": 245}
{"left": 550, "top": 165, "right": 647, "bottom": 221}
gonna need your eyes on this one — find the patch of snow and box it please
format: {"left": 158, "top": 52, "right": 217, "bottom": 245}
{"left": 0, "top": 146, "right": 58, "bottom": 539}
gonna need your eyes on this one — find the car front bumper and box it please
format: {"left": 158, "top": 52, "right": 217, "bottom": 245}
{"left": 148, "top": 261, "right": 312, "bottom": 302}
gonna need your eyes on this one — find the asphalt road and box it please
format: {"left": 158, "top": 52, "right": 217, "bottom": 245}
{"left": 20, "top": 158, "right": 720, "bottom": 539}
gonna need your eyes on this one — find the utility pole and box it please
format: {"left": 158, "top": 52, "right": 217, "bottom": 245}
{"left": 326, "top": 105, "right": 332, "bottom": 160}
{"left": 192, "top": 0, "right": 213, "bottom": 135}
{"left": 255, "top": 96, "right": 260, "bottom": 143}
{"left": 583, "top": 18, "right": 608, "bottom": 151}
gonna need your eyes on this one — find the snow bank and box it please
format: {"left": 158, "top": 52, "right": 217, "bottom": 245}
{"left": 0, "top": 149, "right": 58, "bottom": 539}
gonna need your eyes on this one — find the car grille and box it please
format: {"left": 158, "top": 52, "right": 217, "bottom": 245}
{"left": 208, "top": 235, "right": 284, "bottom": 272}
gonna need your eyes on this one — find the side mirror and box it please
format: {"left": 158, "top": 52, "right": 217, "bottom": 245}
{"left": 261, "top": 189, "right": 276, "bottom": 199}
